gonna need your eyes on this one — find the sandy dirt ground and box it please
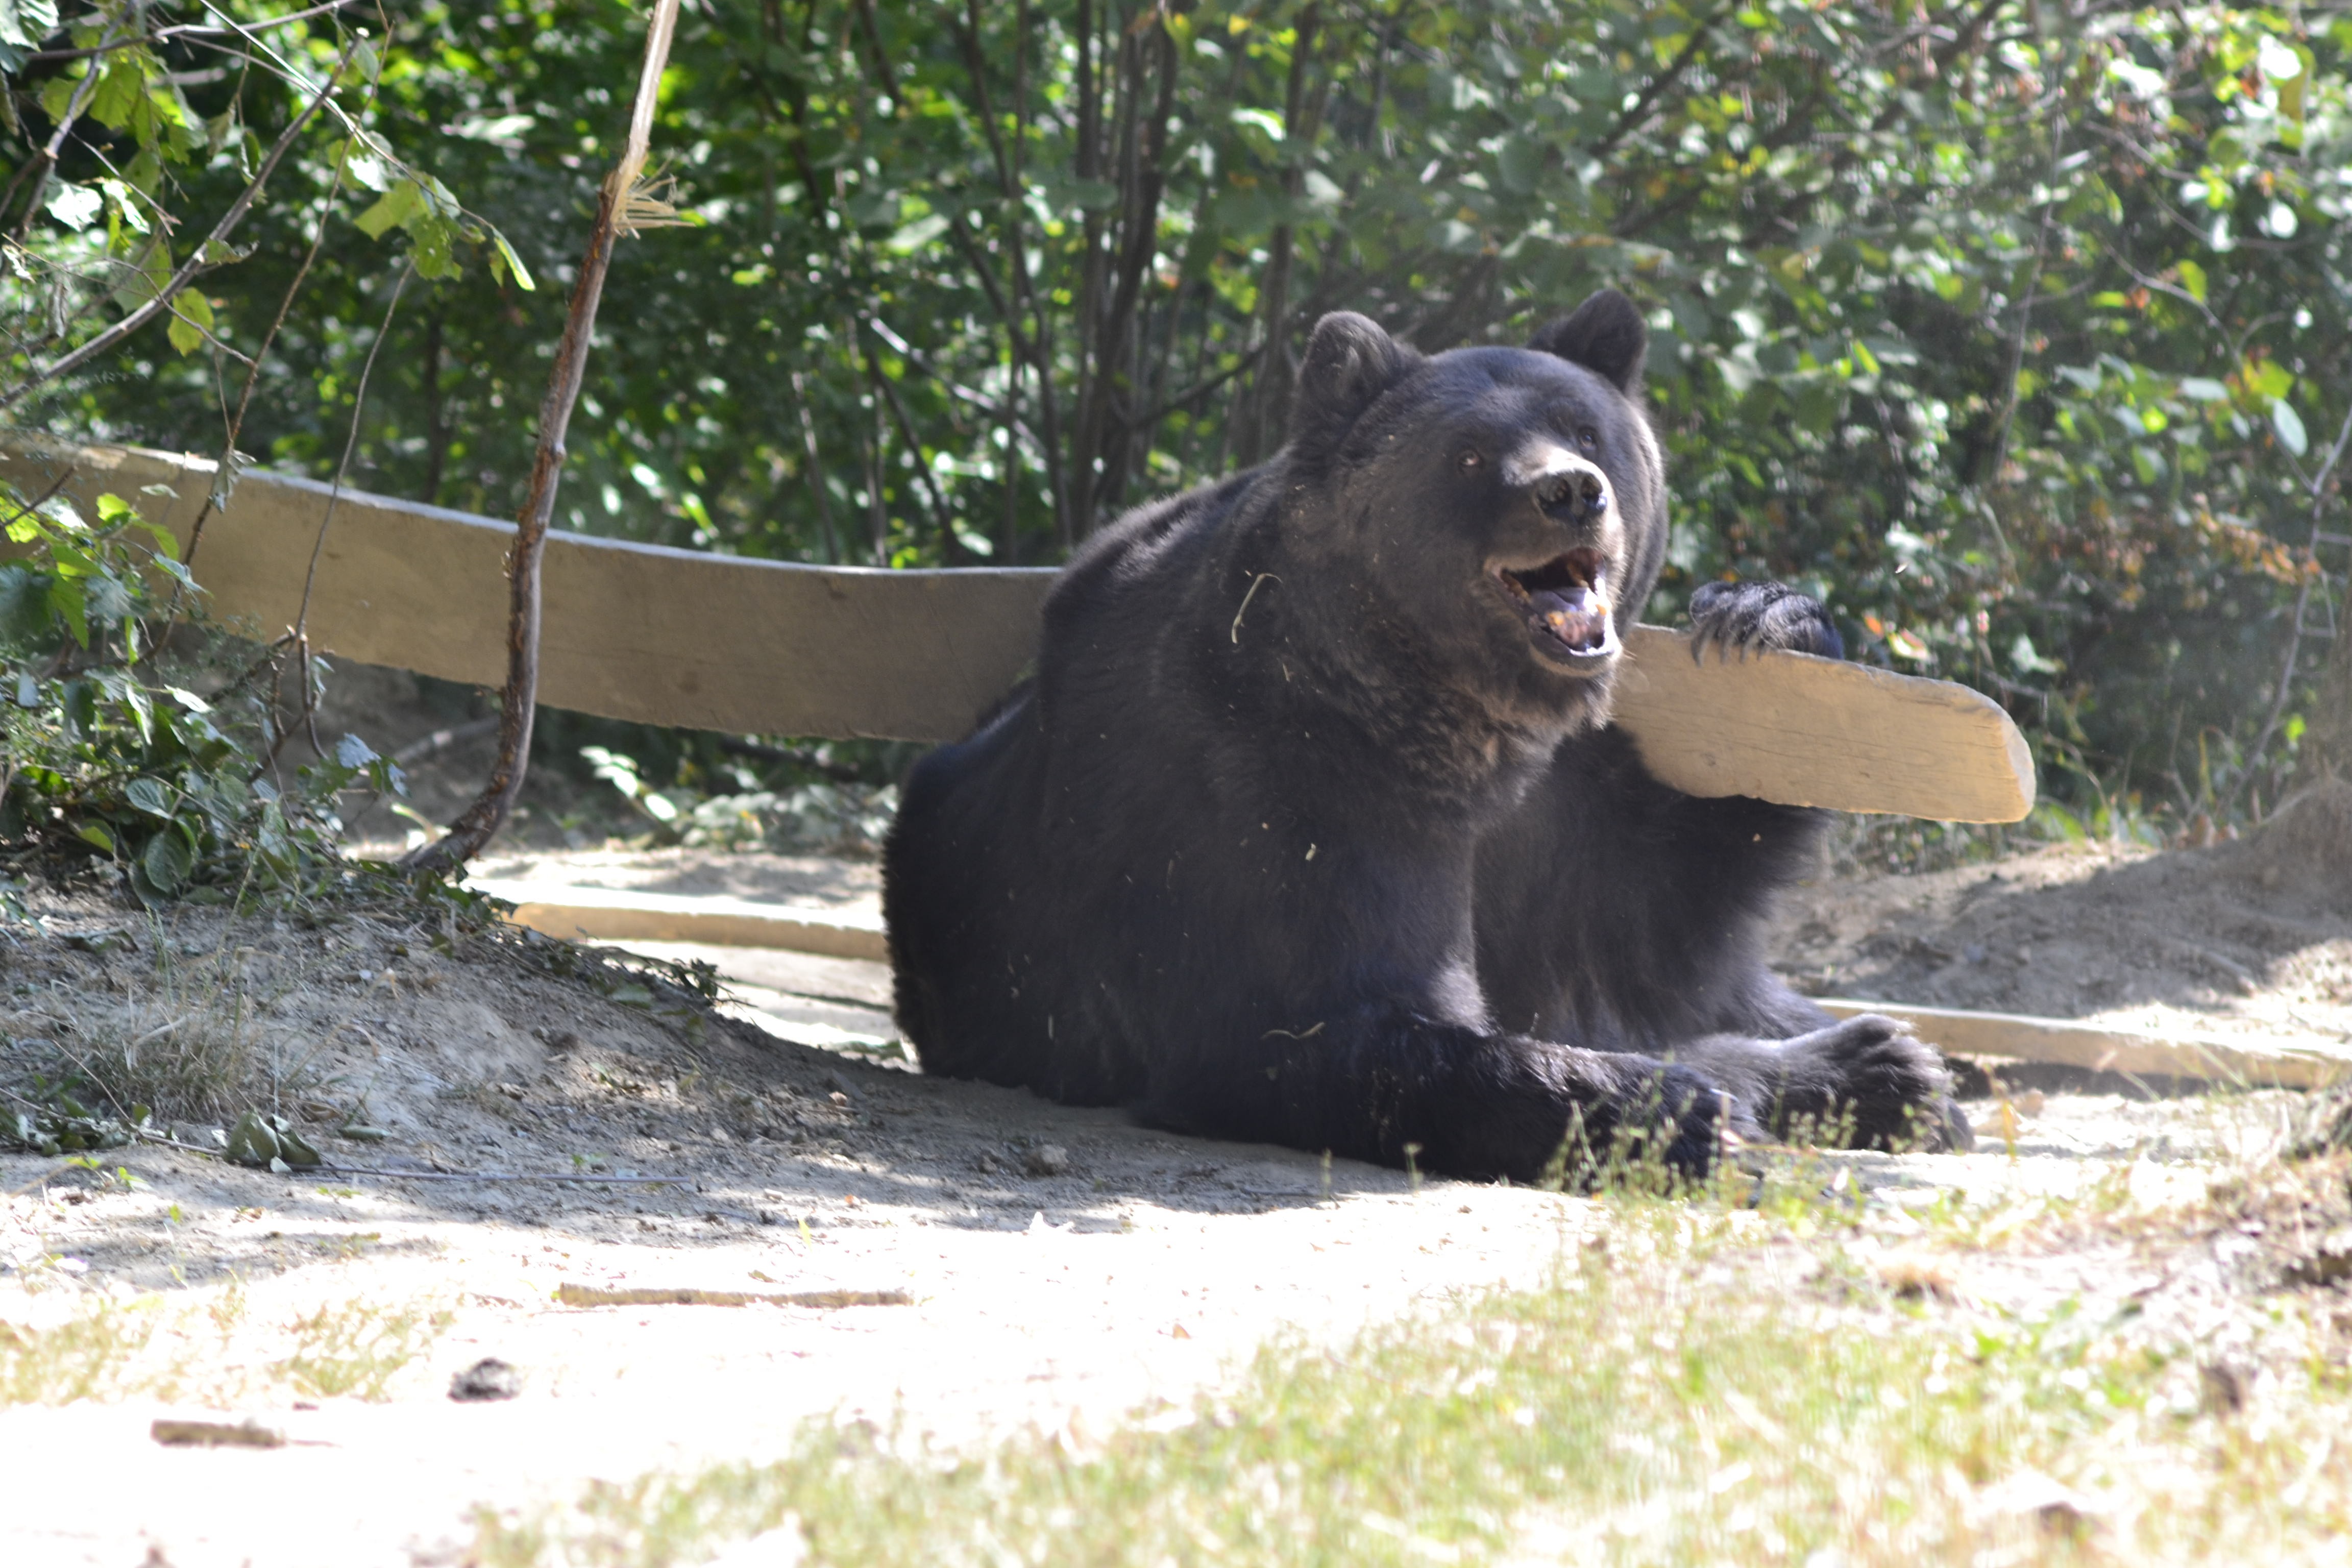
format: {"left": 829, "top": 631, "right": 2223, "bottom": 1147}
{"left": 4, "top": 697, "right": 2349, "bottom": 1564}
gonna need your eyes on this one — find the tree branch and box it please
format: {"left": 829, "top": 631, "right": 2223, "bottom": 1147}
{"left": 0, "top": 42, "right": 353, "bottom": 417}
{"left": 401, "top": 0, "right": 682, "bottom": 874}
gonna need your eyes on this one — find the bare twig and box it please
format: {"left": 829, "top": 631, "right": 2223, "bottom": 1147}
{"left": 863, "top": 321, "right": 962, "bottom": 558}
{"left": 788, "top": 369, "right": 841, "bottom": 563}
{"left": 0, "top": 42, "right": 355, "bottom": 417}
{"left": 2230, "top": 398, "right": 2352, "bottom": 812}
{"left": 277, "top": 263, "right": 412, "bottom": 761}
{"left": 390, "top": 716, "right": 501, "bottom": 767}
{"left": 402, "top": 0, "right": 683, "bottom": 873}
{"left": 26, "top": 2, "right": 358, "bottom": 63}
{"left": 8, "top": 22, "right": 118, "bottom": 241}
{"left": 867, "top": 316, "right": 1047, "bottom": 457}
{"left": 184, "top": 114, "right": 366, "bottom": 570}
{"left": 0, "top": 468, "right": 76, "bottom": 533}
{"left": 1589, "top": 1, "right": 1733, "bottom": 159}
{"left": 713, "top": 736, "right": 867, "bottom": 783}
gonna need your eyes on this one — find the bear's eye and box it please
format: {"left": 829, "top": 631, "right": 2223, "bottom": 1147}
{"left": 1576, "top": 427, "right": 1600, "bottom": 452}
{"left": 1457, "top": 450, "right": 1484, "bottom": 473}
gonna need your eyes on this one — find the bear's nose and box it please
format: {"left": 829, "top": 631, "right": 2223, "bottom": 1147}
{"left": 1531, "top": 466, "right": 1606, "bottom": 519}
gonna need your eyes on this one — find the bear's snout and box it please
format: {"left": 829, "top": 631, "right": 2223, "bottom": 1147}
{"left": 1531, "top": 464, "right": 1606, "bottom": 520}
{"left": 1503, "top": 443, "right": 1612, "bottom": 529}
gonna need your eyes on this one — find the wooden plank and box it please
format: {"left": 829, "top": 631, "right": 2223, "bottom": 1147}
{"left": 1817, "top": 997, "right": 2350, "bottom": 1090}
{"left": 470, "top": 880, "right": 891, "bottom": 962}
{"left": 475, "top": 884, "right": 2345, "bottom": 1091}
{"left": 0, "top": 436, "right": 2034, "bottom": 820}
{"left": 1615, "top": 626, "right": 2035, "bottom": 822}
{"left": 0, "top": 436, "right": 1057, "bottom": 744}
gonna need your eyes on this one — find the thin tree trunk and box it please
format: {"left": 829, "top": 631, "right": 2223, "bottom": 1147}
{"left": 790, "top": 369, "right": 841, "bottom": 564}
{"left": 1003, "top": 0, "right": 1030, "bottom": 564}
{"left": 421, "top": 304, "right": 449, "bottom": 506}
{"left": 843, "top": 313, "right": 889, "bottom": 563}
{"left": 2300, "top": 600, "right": 2352, "bottom": 790}
{"left": 402, "top": 0, "right": 682, "bottom": 874}
{"left": 1237, "top": 5, "right": 1321, "bottom": 468}
{"left": 864, "top": 323, "right": 962, "bottom": 560}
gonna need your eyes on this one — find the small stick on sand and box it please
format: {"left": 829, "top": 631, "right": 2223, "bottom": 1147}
{"left": 554, "top": 1283, "right": 912, "bottom": 1309}
{"left": 321, "top": 1165, "right": 679, "bottom": 1186}
{"left": 152, "top": 1417, "right": 286, "bottom": 1449}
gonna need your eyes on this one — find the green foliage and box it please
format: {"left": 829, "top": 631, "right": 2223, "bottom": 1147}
{"left": 0, "top": 1, "right": 2343, "bottom": 825}
{"left": 0, "top": 1076, "right": 148, "bottom": 1155}
{"left": 579, "top": 743, "right": 897, "bottom": 856}
{"left": 0, "top": 483, "right": 401, "bottom": 900}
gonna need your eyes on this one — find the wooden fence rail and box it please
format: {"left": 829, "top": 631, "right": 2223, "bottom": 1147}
{"left": 0, "top": 436, "right": 2035, "bottom": 822}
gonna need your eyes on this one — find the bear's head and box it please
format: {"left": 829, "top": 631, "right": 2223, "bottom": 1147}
{"left": 1279, "top": 290, "right": 1668, "bottom": 739}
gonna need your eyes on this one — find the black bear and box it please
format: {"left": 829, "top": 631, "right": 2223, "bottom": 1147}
{"left": 882, "top": 290, "right": 1970, "bottom": 1182}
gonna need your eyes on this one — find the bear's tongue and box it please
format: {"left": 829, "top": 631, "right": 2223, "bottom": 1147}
{"left": 1501, "top": 548, "right": 1612, "bottom": 653}
{"left": 1529, "top": 583, "right": 1609, "bottom": 653}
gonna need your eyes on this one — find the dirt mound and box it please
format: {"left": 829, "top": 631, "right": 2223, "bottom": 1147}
{"left": 2241, "top": 778, "right": 2352, "bottom": 905}
{"left": 1771, "top": 838, "right": 2352, "bottom": 1045}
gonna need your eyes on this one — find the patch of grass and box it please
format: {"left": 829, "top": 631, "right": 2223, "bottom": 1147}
{"left": 274, "top": 1298, "right": 451, "bottom": 1401}
{"left": 0, "top": 1283, "right": 449, "bottom": 1406}
{"left": 470, "top": 1191, "right": 2352, "bottom": 1568}
{"left": 21, "top": 919, "right": 355, "bottom": 1128}
{"left": 0, "top": 1292, "right": 165, "bottom": 1405}
{"left": 66, "top": 964, "right": 267, "bottom": 1124}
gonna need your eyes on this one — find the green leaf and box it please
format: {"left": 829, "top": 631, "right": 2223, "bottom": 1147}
{"left": 226, "top": 1109, "right": 281, "bottom": 1167}
{"left": 2176, "top": 259, "right": 2207, "bottom": 303}
{"left": 2177, "top": 377, "right": 2229, "bottom": 403}
{"left": 2271, "top": 399, "right": 2309, "bottom": 457}
{"left": 0, "top": 0, "right": 59, "bottom": 54}
{"left": 354, "top": 179, "right": 425, "bottom": 240}
{"left": 44, "top": 180, "right": 100, "bottom": 231}
{"left": 86, "top": 55, "right": 142, "bottom": 132}
{"left": 491, "top": 232, "right": 535, "bottom": 291}
{"left": 1229, "top": 107, "right": 1286, "bottom": 141}
{"left": 0, "top": 564, "right": 50, "bottom": 644}
{"left": 74, "top": 822, "right": 115, "bottom": 855}
{"left": 165, "top": 288, "right": 213, "bottom": 356}
{"left": 2248, "top": 360, "right": 2294, "bottom": 401}
{"left": 410, "top": 211, "right": 458, "bottom": 280}
{"left": 884, "top": 213, "right": 951, "bottom": 255}
{"left": 124, "top": 777, "right": 173, "bottom": 818}
{"left": 141, "top": 828, "right": 193, "bottom": 894}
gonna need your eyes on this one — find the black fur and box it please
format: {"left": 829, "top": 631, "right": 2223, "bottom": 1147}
{"left": 1688, "top": 579, "right": 1845, "bottom": 664}
{"left": 884, "top": 290, "right": 1969, "bottom": 1183}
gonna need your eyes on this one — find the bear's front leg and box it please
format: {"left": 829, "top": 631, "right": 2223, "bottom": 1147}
{"left": 1143, "top": 1003, "right": 1749, "bottom": 1184}
{"left": 1670, "top": 1016, "right": 1975, "bottom": 1153}
{"left": 1686, "top": 578, "right": 1845, "bottom": 662}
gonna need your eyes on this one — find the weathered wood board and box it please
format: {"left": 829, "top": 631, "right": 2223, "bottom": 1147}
{"left": 1, "top": 436, "right": 2033, "bottom": 820}
{"left": 1817, "top": 998, "right": 2350, "bottom": 1090}
{"left": 472, "top": 879, "right": 890, "bottom": 963}
{"left": 0, "top": 437, "right": 1055, "bottom": 743}
{"left": 1615, "top": 626, "right": 2035, "bottom": 822}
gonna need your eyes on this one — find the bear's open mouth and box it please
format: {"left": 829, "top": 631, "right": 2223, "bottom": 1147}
{"left": 1496, "top": 548, "right": 1615, "bottom": 663}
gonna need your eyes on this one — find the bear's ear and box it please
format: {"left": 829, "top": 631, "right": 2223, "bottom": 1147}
{"left": 1527, "top": 289, "right": 1648, "bottom": 394}
{"left": 1291, "top": 311, "right": 1414, "bottom": 454}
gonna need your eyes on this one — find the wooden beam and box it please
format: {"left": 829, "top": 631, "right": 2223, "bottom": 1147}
{"left": 474, "top": 884, "right": 2344, "bottom": 1090}
{"left": 0, "top": 437, "right": 2033, "bottom": 820}
{"left": 1817, "top": 998, "right": 2349, "bottom": 1090}
{"left": 473, "top": 879, "right": 890, "bottom": 963}
{"left": 1615, "top": 626, "right": 2036, "bottom": 822}
{"left": 0, "top": 437, "right": 1055, "bottom": 744}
